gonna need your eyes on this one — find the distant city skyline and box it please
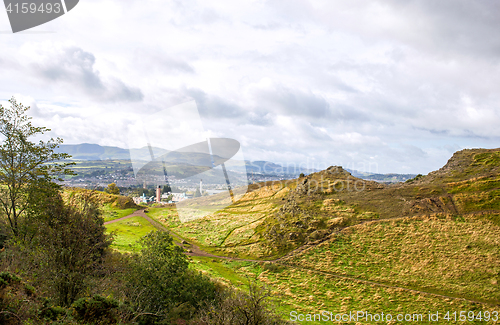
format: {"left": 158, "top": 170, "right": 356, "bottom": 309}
{"left": 1, "top": 0, "right": 499, "bottom": 174}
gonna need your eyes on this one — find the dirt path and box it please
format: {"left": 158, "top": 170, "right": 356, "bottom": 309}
{"left": 104, "top": 209, "right": 256, "bottom": 260}
{"left": 104, "top": 210, "right": 149, "bottom": 225}
{"left": 105, "top": 209, "right": 500, "bottom": 307}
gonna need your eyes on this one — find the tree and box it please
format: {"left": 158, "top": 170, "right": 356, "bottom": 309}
{"left": 126, "top": 231, "right": 215, "bottom": 320}
{"left": 163, "top": 184, "right": 171, "bottom": 193}
{"left": 104, "top": 183, "right": 120, "bottom": 195}
{"left": 8, "top": 191, "right": 112, "bottom": 306}
{"left": 0, "top": 97, "right": 74, "bottom": 236}
{"left": 194, "top": 187, "right": 201, "bottom": 197}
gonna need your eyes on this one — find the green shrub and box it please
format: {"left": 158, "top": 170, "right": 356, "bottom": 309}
{"left": 262, "top": 263, "right": 283, "bottom": 273}
{"left": 127, "top": 231, "right": 216, "bottom": 320}
{"left": 23, "top": 283, "right": 35, "bottom": 296}
{"left": 195, "top": 282, "right": 287, "bottom": 325}
{"left": 38, "top": 299, "right": 69, "bottom": 321}
{"left": 0, "top": 272, "right": 21, "bottom": 287}
{"left": 72, "top": 294, "right": 119, "bottom": 324}
{"left": 406, "top": 174, "right": 423, "bottom": 183}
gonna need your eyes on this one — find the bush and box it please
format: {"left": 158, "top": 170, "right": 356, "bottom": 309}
{"left": 7, "top": 191, "right": 112, "bottom": 307}
{"left": 38, "top": 299, "right": 68, "bottom": 321}
{"left": 0, "top": 271, "right": 21, "bottom": 288}
{"left": 72, "top": 294, "right": 119, "bottom": 324}
{"left": 126, "top": 231, "right": 216, "bottom": 321}
{"left": 405, "top": 174, "right": 424, "bottom": 183}
{"left": 195, "top": 282, "right": 288, "bottom": 325}
{"left": 262, "top": 263, "right": 283, "bottom": 273}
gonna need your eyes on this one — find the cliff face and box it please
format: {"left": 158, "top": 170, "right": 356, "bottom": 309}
{"left": 426, "top": 148, "right": 500, "bottom": 182}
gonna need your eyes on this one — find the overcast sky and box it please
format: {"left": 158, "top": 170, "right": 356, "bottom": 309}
{"left": 1, "top": 0, "right": 500, "bottom": 174}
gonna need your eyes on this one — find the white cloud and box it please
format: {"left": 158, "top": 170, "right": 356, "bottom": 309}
{"left": 1, "top": 0, "right": 499, "bottom": 173}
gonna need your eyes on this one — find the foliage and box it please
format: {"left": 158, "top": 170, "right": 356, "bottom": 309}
{"left": 0, "top": 271, "right": 21, "bottom": 288}
{"left": 38, "top": 299, "right": 69, "bottom": 321}
{"left": 195, "top": 282, "right": 288, "bottom": 325}
{"left": 8, "top": 191, "right": 112, "bottom": 306}
{"left": 0, "top": 97, "right": 74, "bottom": 236}
{"left": 72, "top": 294, "right": 119, "bottom": 324}
{"left": 405, "top": 173, "right": 424, "bottom": 183}
{"left": 126, "top": 231, "right": 216, "bottom": 320}
{"left": 131, "top": 188, "right": 156, "bottom": 198}
{"left": 105, "top": 183, "right": 120, "bottom": 195}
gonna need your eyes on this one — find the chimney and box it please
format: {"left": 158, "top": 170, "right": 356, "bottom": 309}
{"left": 200, "top": 179, "right": 203, "bottom": 193}
{"left": 156, "top": 185, "right": 161, "bottom": 203}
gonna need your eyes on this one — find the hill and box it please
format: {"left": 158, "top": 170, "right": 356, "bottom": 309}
{"left": 141, "top": 148, "right": 500, "bottom": 320}
{"left": 55, "top": 143, "right": 168, "bottom": 161}
{"left": 57, "top": 144, "right": 416, "bottom": 184}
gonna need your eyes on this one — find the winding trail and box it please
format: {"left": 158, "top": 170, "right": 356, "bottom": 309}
{"left": 104, "top": 209, "right": 259, "bottom": 260}
{"left": 104, "top": 209, "right": 500, "bottom": 308}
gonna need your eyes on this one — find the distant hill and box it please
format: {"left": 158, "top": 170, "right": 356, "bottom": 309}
{"left": 56, "top": 143, "right": 416, "bottom": 181}
{"left": 347, "top": 169, "right": 416, "bottom": 183}
{"left": 56, "top": 143, "right": 167, "bottom": 161}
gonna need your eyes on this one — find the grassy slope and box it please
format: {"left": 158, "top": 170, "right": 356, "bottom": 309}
{"left": 283, "top": 214, "right": 500, "bottom": 304}
{"left": 145, "top": 182, "right": 291, "bottom": 258}
{"left": 171, "top": 149, "right": 500, "bottom": 323}
{"left": 105, "top": 216, "right": 157, "bottom": 252}
{"left": 63, "top": 188, "right": 144, "bottom": 253}
{"left": 103, "top": 149, "right": 500, "bottom": 323}
{"left": 63, "top": 187, "right": 139, "bottom": 223}
{"left": 186, "top": 257, "right": 498, "bottom": 325}
{"left": 101, "top": 204, "right": 138, "bottom": 222}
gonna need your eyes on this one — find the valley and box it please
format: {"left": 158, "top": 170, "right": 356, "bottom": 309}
{"left": 103, "top": 148, "right": 500, "bottom": 324}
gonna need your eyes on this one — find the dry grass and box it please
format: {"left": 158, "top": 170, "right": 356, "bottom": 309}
{"left": 284, "top": 214, "right": 500, "bottom": 304}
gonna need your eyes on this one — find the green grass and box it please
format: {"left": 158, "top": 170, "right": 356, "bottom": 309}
{"left": 284, "top": 215, "right": 500, "bottom": 304}
{"left": 101, "top": 204, "right": 138, "bottom": 222}
{"left": 473, "top": 152, "right": 500, "bottom": 166}
{"left": 189, "top": 256, "right": 255, "bottom": 287}
{"left": 144, "top": 207, "right": 181, "bottom": 228}
{"left": 133, "top": 149, "right": 500, "bottom": 324}
{"left": 189, "top": 255, "right": 498, "bottom": 325}
{"left": 251, "top": 265, "right": 498, "bottom": 324}
{"left": 105, "top": 216, "right": 156, "bottom": 253}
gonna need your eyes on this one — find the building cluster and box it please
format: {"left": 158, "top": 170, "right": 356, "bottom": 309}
{"left": 132, "top": 185, "right": 193, "bottom": 205}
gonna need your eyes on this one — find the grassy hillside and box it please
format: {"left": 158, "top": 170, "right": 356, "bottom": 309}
{"left": 139, "top": 148, "right": 500, "bottom": 323}
{"left": 62, "top": 187, "right": 139, "bottom": 221}
{"left": 146, "top": 150, "right": 500, "bottom": 259}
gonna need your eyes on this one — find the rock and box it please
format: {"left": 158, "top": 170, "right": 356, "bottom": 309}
{"left": 308, "top": 229, "right": 329, "bottom": 241}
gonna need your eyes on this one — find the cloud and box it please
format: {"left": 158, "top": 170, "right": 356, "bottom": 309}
{"left": 133, "top": 49, "right": 196, "bottom": 75}
{"left": 2, "top": 0, "right": 500, "bottom": 174}
{"left": 253, "top": 82, "right": 331, "bottom": 119}
{"left": 29, "top": 46, "right": 143, "bottom": 102}
{"left": 186, "top": 88, "right": 245, "bottom": 119}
